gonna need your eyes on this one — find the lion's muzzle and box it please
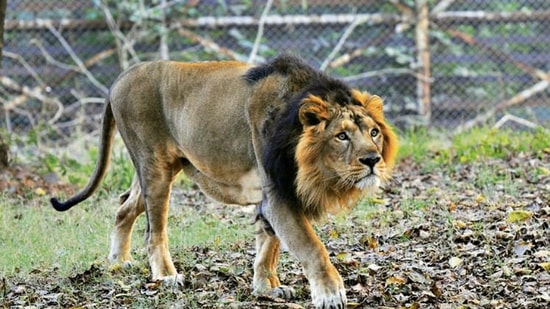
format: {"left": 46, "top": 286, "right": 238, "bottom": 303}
{"left": 358, "top": 153, "right": 381, "bottom": 172}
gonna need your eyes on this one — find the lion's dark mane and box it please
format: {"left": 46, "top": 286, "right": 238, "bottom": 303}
{"left": 244, "top": 54, "right": 359, "bottom": 212}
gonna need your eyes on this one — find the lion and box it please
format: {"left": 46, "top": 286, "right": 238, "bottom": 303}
{"left": 51, "top": 54, "right": 398, "bottom": 308}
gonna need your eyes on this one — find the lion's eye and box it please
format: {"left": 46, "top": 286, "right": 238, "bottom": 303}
{"left": 336, "top": 132, "right": 349, "bottom": 141}
{"left": 370, "top": 129, "right": 379, "bottom": 138}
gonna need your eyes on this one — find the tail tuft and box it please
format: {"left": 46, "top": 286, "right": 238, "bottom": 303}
{"left": 50, "top": 197, "right": 73, "bottom": 212}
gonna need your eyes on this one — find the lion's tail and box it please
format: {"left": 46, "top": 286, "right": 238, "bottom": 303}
{"left": 50, "top": 99, "right": 116, "bottom": 211}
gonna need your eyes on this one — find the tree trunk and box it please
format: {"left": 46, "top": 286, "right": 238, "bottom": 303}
{"left": 1, "top": 0, "right": 9, "bottom": 168}
{"left": 415, "top": 0, "right": 431, "bottom": 122}
{"left": 0, "top": 0, "right": 6, "bottom": 67}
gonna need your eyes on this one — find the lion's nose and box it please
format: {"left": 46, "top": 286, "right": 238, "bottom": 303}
{"left": 359, "top": 153, "right": 381, "bottom": 169}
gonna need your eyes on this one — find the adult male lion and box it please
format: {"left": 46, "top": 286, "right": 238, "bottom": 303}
{"left": 51, "top": 54, "right": 398, "bottom": 308}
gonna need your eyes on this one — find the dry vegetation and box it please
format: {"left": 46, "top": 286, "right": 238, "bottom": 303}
{"left": 0, "top": 128, "right": 548, "bottom": 308}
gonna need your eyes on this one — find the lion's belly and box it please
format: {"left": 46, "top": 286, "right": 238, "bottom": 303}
{"left": 231, "top": 168, "right": 263, "bottom": 204}
{"left": 181, "top": 159, "right": 263, "bottom": 205}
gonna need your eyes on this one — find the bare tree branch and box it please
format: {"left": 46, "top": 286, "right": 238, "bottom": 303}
{"left": 387, "top": 0, "right": 413, "bottom": 16}
{"left": 447, "top": 29, "right": 550, "bottom": 82}
{"left": 7, "top": 10, "right": 550, "bottom": 31}
{"left": 248, "top": 0, "right": 273, "bottom": 64}
{"left": 0, "top": 76, "right": 64, "bottom": 124}
{"left": 159, "top": 0, "right": 170, "bottom": 60}
{"left": 0, "top": 0, "right": 6, "bottom": 68}
{"left": 30, "top": 39, "right": 80, "bottom": 72}
{"left": 494, "top": 114, "right": 546, "bottom": 131}
{"left": 4, "top": 51, "right": 48, "bottom": 88}
{"left": 321, "top": 13, "right": 361, "bottom": 71}
{"left": 328, "top": 28, "right": 394, "bottom": 69}
{"left": 99, "top": 1, "right": 140, "bottom": 70}
{"left": 46, "top": 24, "right": 109, "bottom": 95}
{"left": 176, "top": 27, "right": 243, "bottom": 60}
{"left": 432, "top": 0, "right": 456, "bottom": 14}
{"left": 342, "top": 68, "right": 432, "bottom": 83}
{"left": 175, "top": 13, "right": 404, "bottom": 27}
{"left": 454, "top": 80, "right": 549, "bottom": 134}
{"left": 415, "top": 0, "right": 431, "bottom": 118}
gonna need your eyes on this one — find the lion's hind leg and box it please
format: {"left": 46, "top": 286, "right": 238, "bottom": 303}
{"left": 137, "top": 155, "right": 183, "bottom": 284}
{"left": 252, "top": 205, "right": 296, "bottom": 300}
{"left": 109, "top": 174, "right": 144, "bottom": 267}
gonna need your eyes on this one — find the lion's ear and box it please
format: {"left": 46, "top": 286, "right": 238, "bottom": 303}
{"left": 365, "top": 95, "right": 384, "bottom": 118}
{"left": 353, "top": 90, "right": 385, "bottom": 121}
{"left": 299, "top": 95, "right": 329, "bottom": 126}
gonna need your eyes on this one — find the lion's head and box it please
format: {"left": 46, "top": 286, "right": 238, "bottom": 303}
{"left": 255, "top": 55, "right": 398, "bottom": 220}
{"left": 295, "top": 90, "right": 398, "bottom": 219}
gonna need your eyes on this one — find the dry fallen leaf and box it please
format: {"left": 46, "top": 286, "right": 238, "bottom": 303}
{"left": 449, "top": 201, "right": 457, "bottom": 211}
{"left": 507, "top": 210, "right": 533, "bottom": 223}
{"left": 346, "top": 302, "right": 361, "bottom": 309}
{"left": 453, "top": 220, "right": 468, "bottom": 229}
{"left": 34, "top": 187, "right": 46, "bottom": 196}
{"left": 329, "top": 229, "right": 339, "bottom": 239}
{"left": 449, "top": 257, "right": 463, "bottom": 268}
{"left": 366, "top": 235, "right": 378, "bottom": 250}
{"left": 475, "top": 194, "right": 486, "bottom": 203}
{"left": 367, "top": 263, "right": 382, "bottom": 274}
{"left": 430, "top": 281, "right": 443, "bottom": 298}
{"left": 385, "top": 276, "right": 406, "bottom": 286}
{"left": 534, "top": 250, "right": 550, "bottom": 258}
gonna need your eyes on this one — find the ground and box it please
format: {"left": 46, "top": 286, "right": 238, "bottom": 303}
{"left": 0, "top": 130, "right": 549, "bottom": 309}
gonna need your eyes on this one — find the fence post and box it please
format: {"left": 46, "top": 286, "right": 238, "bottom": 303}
{"left": 0, "top": 0, "right": 6, "bottom": 67}
{"left": 415, "top": 0, "right": 431, "bottom": 123}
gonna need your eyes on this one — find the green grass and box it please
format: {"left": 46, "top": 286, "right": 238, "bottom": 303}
{"left": 1, "top": 127, "right": 548, "bottom": 277}
{"left": 0, "top": 195, "right": 253, "bottom": 277}
{"left": 0, "top": 198, "right": 112, "bottom": 276}
{"left": 347, "top": 126, "right": 550, "bottom": 226}
{"left": 398, "top": 127, "right": 549, "bottom": 170}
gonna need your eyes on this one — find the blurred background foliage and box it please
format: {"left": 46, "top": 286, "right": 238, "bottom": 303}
{"left": 1, "top": 0, "right": 549, "bottom": 148}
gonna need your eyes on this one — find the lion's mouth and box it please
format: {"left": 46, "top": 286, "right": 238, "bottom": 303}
{"left": 354, "top": 174, "right": 380, "bottom": 190}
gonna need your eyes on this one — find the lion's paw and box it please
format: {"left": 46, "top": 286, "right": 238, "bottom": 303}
{"left": 310, "top": 281, "right": 347, "bottom": 309}
{"left": 253, "top": 285, "right": 296, "bottom": 300}
{"left": 158, "top": 274, "right": 184, "bottom": 286}
{"left": 266, "top": 286, "right": 296, "bottom": 300}
{"left": 108, "top": 260, "right": 133, "bottom": 273}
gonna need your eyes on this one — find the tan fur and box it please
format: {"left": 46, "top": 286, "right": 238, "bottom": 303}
{"left": 51, "top": 57, "right": 398, "bottom": 309}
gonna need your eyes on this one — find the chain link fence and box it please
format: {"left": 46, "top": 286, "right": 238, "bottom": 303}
{"left": 2, "top": 0, "right": 549, "bottom": 146}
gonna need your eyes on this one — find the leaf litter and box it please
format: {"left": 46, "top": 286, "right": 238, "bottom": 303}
{"left": 1, "top": 148, "right": 548, "bottom": 308}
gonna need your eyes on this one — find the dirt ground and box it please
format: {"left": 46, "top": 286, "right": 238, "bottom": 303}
{"left": 1, "top": 150, "right": 549, "bottom": 308}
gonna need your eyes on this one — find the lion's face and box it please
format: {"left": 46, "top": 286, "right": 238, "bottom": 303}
{"left": 295, "top": 90, "right": 398, "bottom": 218}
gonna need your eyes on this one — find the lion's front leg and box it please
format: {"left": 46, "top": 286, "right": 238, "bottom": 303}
{"left": 263, "top": 201, "right": 346, "bottom": 309}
